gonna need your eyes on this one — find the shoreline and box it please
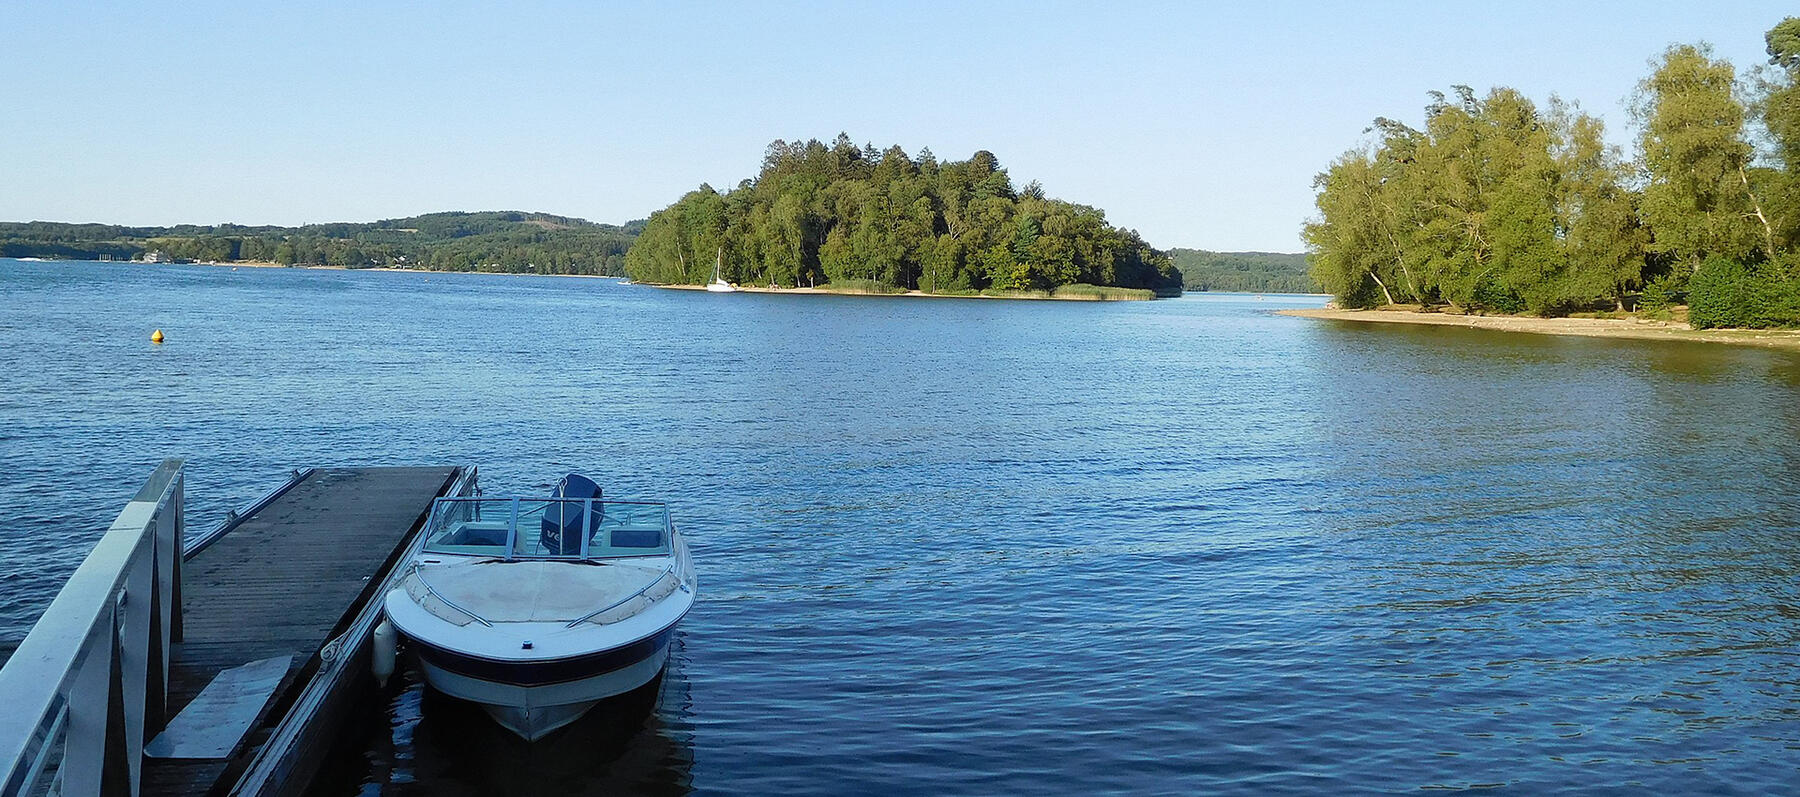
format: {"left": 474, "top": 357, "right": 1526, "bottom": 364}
{"left": 1278, "top": 307, "right": 1800, "bottom": 352}
{"left": 19, "top": 258, "right": 1164, "bottom": 296}
{"left": 648, "top": 283, "right": 1157, "bottom": 301}
{"left": 147, "top": 259, "right": 620, "bottom": 279}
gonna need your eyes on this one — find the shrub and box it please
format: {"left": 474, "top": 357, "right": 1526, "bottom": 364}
{"left": 821, "top": 279, "right": 907, "bottom": 295}
{"left": 1637, "top": 271, "right": 1684, "bottom": 314}
{"left": 1050, "top": 283, "right": 1155, "bottom": 301}
{"left": 1687, "top": 257, "right": 1800, "bottom": 329}
{"left": 1471, "top": 273, "right": 1526, "bottom": 314}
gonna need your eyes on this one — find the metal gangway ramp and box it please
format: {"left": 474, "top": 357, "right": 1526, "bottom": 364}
{"left": 0, "top": 461, "right": 471, "bottom": 797}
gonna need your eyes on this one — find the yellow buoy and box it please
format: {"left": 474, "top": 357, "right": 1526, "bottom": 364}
{"left": 150, "top": 329, "right": 165, "bottom": 344}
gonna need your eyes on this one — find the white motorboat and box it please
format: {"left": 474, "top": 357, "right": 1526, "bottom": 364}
{"left": 384, "top": 475, "right": 696, "bottom": 741}
{"left": 705, "top": 248, "right": 735, "bottom": 292}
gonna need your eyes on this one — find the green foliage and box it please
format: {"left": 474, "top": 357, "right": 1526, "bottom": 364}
{"left": 1049, "top": 283, "right": 1155, "bottom": 300}
{"left": 0, "top": 212, "right": 638, "bottom": 275}
{"left": 1638, "top": 272, "right": 1684, "bottom": 312}
{"left": 1306, "top": 86, "right": 1646, "bottom": 313}
{"left": 1762, "top": 19, "right": 1800, "bottom": 253}
{"left": 1688, "top": 256, "right": 1800, "bottom": 328}
{"left": 1768, "top": 17, "right": 1800, "bottom": 70}
{"left": 1168, "top": 249, "right": 1316, "bottom": 292}
{"left": 1305, "top": 17, "right": 1800, "bottom": 326}
{"left": 1635, "top": 44, "right": 1765, "bottom": 266}
{"left": 820, "top": 278, "right": 907, "bottom": 294}
{"left": 625, "top": 136, "right": 1183, "bottom": 297}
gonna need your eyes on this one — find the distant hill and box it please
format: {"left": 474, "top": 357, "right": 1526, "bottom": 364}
{"left": 0, "top": 211, "right": 643, "bottom": 276}
{"left": 1169, "top": 249, "right": 1317, "bottom": 293}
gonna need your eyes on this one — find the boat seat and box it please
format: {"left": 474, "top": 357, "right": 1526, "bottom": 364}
{"left": 446, "top": 523, "right": 507, "bottom": 547}
{"left": 609, "top": 529, "right": 663, "bottom": 549}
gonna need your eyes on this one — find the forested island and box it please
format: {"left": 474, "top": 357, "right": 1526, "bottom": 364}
{"left": 1170, "top": 250, "right": 1316, "bottom": 293}
{"left": 1306, "top": 17, "right": 1800, "bottom": 329}
{"left": 623, "top": 136, "right": 1184, "bottom": 298}
{"left": 0, "top": 212, "right": 640, "bottom": 275}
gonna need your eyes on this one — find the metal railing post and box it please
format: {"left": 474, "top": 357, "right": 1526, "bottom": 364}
{"left": 0, "top": 459, "right": 183, "bottom": 797}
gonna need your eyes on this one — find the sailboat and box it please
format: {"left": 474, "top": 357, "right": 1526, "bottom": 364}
{"left": 705, "top": 248, "right": 735, "bottom": 293}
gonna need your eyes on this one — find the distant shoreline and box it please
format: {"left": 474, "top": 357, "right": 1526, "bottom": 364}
{"left": 647, "top": 283, "right": 1157, "bottom": 301}
{"left": 10, "top": 257, "right": 1180, "bottom": 298}
{"left": 98, "top": 259, "right": 620, "bottom": 280}
{"left": 1278, "top": 307, "right": 1800, "bottom": 352}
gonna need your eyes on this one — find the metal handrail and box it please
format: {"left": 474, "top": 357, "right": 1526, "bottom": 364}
{"left": 409, "top": 564, "right": 494, "bottom": 628}
{"left": 564, "top": 552, "right": 683, "bottom": 629}
{"left": 184, "top": 467, "right": 313, "bottom": 558}
{"left": 0, "top": 459, "right": 184, "bottom": 797}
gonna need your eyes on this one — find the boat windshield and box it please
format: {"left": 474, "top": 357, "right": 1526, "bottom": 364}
{"left": 421, "top": 497, "right": 673, "bottom": 559}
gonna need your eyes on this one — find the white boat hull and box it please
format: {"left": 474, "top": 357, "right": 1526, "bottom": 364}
{"left": 705, "top": 281, "right": 735, "bottom": 292}
{"left": 415, "top": 635, "right": 673, "bottom": 740}
{"left": 385, "top": 497, "right": 696, "bottom": 742}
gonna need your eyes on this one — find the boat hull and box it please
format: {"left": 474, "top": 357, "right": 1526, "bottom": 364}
{"left": 409, "top": 624, "right": 677, "bottom": 741}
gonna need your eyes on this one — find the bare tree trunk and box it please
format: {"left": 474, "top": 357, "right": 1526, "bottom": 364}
{"left": 1740, "top": 166, "right": 1780, "bottom": 272}
{"left": 1364, "top": 186, "right": 1421, "bottom": 302}
{"left": 1378, "top": 222, "right": 1421, "bottom": 302}
{"left": 1366, "top": 270, "right": 1397, "bottom": 306}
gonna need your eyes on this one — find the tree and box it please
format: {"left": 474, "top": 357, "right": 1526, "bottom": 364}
{"left": 1308, "top": 86, "right": 1645, "bottom": 314}
{"left": 623, "top": 138, "right": 1181, "bottom": 295}
{"left": 1760, "top": 18, "right": 1800, "bottom": 253}
{"left": 1304, "top": 150, "right": 1403, "bottom": 307}
{"left": 1547, "top": 101, "right": 1648, "bottom": 309}
{"left": 1634, "top": 44, "right": 1767, "bottom": 270}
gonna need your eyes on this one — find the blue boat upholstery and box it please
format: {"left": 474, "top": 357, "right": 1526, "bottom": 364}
{"left": 610, "top": 529, "right": 664, "bottom": 549}
{"left": 445, "top": 523, "right": 508, "bottom": 547}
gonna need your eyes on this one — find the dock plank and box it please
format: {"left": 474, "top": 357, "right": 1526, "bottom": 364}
{"left": 141, "top": 466, "right": 455, "bottom": 796}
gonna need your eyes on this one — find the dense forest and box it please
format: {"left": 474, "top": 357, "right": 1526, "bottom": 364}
{"left": 1170, "top": 249, "right": 1316, "bottom": 293}
{"left": 1306, "top": 17, "right": 1800, "bottom": 329}
{"left": 624, "top": 136, "right": 1184, "bottom": 297}
{"left": 0, "top": 212, "right": 641, "bottom": 275}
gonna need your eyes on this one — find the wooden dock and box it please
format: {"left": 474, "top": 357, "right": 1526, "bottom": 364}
{"left": 145, "top": 466, "right": 461, "bottom": 796}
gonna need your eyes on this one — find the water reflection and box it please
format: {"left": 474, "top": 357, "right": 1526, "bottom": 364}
{"left": 1300, "top": 316, "right": 1800, "bottom": 791}
{"left": 336, "top": 640, "right": 695, "bottom": 796}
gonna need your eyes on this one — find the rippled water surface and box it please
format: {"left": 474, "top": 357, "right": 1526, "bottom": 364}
{"left": 4, "top": 259, "right": 1800, "bottom": 794}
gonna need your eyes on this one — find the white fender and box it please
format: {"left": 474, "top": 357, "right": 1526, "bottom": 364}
{"left": 372, "top": 617, "right": 397, "bottom": 687}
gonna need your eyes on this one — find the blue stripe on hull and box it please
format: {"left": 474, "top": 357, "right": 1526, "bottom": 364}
{"left": 409, "top": 623, "right": 679, "bottom": 687}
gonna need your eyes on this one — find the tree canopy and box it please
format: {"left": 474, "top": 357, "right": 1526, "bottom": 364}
{"left": 1305, "top": 17, "right": 1800, "bottom": 328}
{"left": 624, "top": 136, "right": 1183, "bottom": 296}
{"left": 1169, "top": 250, "right": 1316, "bottom": 293}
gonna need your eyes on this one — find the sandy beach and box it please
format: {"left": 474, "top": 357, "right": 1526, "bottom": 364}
{"left": 1278, "top": 307, "right": 1800, "bottom": 352}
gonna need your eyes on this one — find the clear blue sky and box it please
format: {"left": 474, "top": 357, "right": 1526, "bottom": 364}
{"left": 2, "top": 1, "right": 1792, "bottom": 252}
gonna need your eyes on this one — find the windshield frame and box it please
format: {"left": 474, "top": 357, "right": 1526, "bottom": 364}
{"left": 420, "top": 496, "right": 674, "bottom": 560}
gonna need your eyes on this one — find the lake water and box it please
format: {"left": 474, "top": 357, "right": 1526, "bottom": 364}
{"left": 3, "top": 258, "right": 1800, "bottom": 794}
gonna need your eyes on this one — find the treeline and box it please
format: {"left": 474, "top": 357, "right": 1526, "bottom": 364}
{"left": 1306, "top": 17, "right": 1800, "bottom": 329}
{"left": 1170, "top": 249, "right": 1316, "bottom": 293}
{"left": 0, "top": 212, "right": 643, "bottom": 276}
{"left": 624, "top": 135, "right": 1183, "bottom": 296}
